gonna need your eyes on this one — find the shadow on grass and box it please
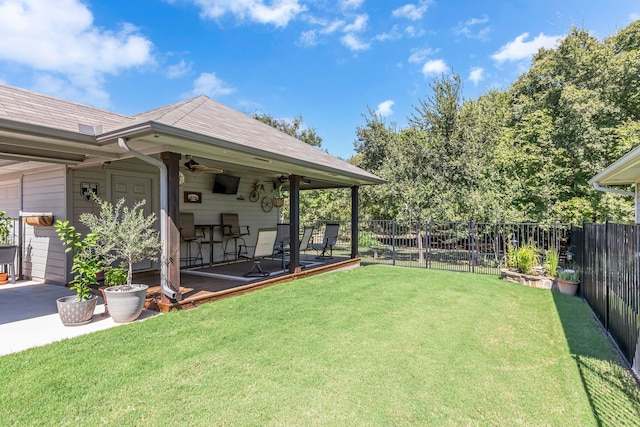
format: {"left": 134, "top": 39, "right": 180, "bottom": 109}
{"left": 553, "top": 291, "right": 640, "bottom": 425}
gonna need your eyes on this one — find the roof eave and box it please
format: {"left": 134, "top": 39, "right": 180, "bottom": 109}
{"left": 589, "top": 145, "right": 640, "bottom": 186}
{"left": 0, "top": 117, "right": 98, "bottom": 144}
{"left": 97, "top": 121, "right": 385, "bottom": 186}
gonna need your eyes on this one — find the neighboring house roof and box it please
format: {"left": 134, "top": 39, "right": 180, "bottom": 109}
{"left": 589, "top": 145, "right": 640, "bottom": 186}
{"left": 0, "top": 83, "right": 384, "bottom": 186}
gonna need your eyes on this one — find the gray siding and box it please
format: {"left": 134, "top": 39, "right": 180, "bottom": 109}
{"left": 179, "top": 171, "right": 280, "bottom": 263}
{"left": 22, "top": 166, "right": 67, "bottom": 284}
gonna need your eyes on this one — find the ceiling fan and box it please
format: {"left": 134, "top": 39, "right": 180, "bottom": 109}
{"left": 184, "top": 157, "right": 223, "bottom": 174}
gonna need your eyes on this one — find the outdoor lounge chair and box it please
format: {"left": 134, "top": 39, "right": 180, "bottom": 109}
{"left": 238, "top": 228, "right": 278, "bottom": 277}
{"left": 274, "top": 223, "right": 291, "bottom": 269}
{"left": 179, "top": 212, "right": 204, "bottom": 267}
{"left": 311, "top": 223, "right": 339, "bottom": 259}
{"left": 221, "top": 213, "right": 250, "bottom": 260}
{"left": 299, "top": 226, "right": 314, "bottom": 259}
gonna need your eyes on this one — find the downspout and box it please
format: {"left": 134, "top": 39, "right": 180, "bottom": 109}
{"left": 117, "top": 138, "right": 176, "bottom": 299}
{"left": 591, "top": 182, "right": 634, "bottom": 197}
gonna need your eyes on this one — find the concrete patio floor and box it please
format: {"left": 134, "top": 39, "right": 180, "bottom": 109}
{"left": 0, "top": 280, "right": 159, "bottom": 356}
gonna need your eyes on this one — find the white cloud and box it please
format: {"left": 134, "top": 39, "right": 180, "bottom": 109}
{"left": 375, "top": 100, "right": 395, "bottom": 117}
{"left": 297, "top": 30, "right": 317, "bottom": 47}
{"left": 321, "top": 19, "right": 345, "bottom": 34}
{"left": 374, "top": 25, "right": 401, "bottom": 42}
{"left": 421, "top": 59, "right": 447, "bottom": 75}
{"left": 468, "top": 67, "right": 484, "bottom": 85}
{"left": 408, "top": 47, "right": 436, "bottom": 63}
{"left": 0, "top": 0, "right": 154, "bottom": 107}
{"left": 392, "top": 1, "right": 430, "bottom": 21}
{"left": 340, "top": 0, "right": 363, "bottom": 10}
{"left": 166, "top": 60, "right": 192, "bottom": 78}
{"left": 185, "top": 72, "right": 235, "bottom": 98}
{"left": 491, "top": 32, "right": 562, "bottom": 63}
{"left": 343, "top": 14, "right": 368, "bottom": 33}
{"left": 192, "top": 0, "right": 306, "bottom": 27}
{"left": 32, "top": 73, "right": 110, "bottom": 107}
{"left": 340, "top": 33, "right": 370, "bottom": 51}
{"left": 455, "top": 14, "right": 490, "bottom": 40}
{"left": 405, "top": 25, "right": 425, "bottom": 38}
{"left": 630, "top": 12, "right": 640, "bottom": 21}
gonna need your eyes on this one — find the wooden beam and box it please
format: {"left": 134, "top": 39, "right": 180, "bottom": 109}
{"left": 289, "top": 175, "right": 301, "bottom": 273}
{"left": 161, "top": 152, "right": 182, "bottom": 302}
{"left": 351, "top": 185, "right": 359, "bottom": 259}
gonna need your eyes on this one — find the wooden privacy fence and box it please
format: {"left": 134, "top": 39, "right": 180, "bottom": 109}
{"left": 574, "top": 221, "right": 640, "bottom": 378}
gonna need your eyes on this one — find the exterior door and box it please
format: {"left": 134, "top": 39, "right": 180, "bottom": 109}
{"left": 111, "top": 173, "right": 155, "bottom": 271}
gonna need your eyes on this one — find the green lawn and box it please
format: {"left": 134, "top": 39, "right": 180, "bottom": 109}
{"left": 1, "top": 265, "right": 639, "bottom": 426}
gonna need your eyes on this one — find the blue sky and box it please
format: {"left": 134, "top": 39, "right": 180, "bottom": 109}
{"left": 0, "top": 1, "right": 637, "bottom": 159}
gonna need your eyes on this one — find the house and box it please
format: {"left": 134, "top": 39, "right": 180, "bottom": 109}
{"left": 588, "top": 145, "right": 640, "bottom": 222}
{"left": 0, "top": 83, "right": 384, "bottom": 303}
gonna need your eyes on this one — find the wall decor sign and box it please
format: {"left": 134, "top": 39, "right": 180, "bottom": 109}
{"left": 184, "top": 191, "right": 202, "bottom": 203}
{"left": 80, "top": 182, "right": 99, "bottom": 201}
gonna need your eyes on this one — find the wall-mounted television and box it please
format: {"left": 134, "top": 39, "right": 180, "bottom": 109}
{"left": 213, "top": 174, "right": 241, "bottom": 194}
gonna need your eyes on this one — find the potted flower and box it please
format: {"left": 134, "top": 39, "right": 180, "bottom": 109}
{"left": 80, "top": 197, "right": 160, "bottom": 323}
{"left": 272, "top": 183, "right": 285, "bottom": 208}
{"left": 54, "top": 220, "right": 102, "bottom": 326}
{"left": 0, "top": 210, "right": 17, "bottom": 284}
{"left": 556, "top": 269, "right": 580, "bottom": 296}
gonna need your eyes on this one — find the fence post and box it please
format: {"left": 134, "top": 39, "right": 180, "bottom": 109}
{"left": 581, "top": 220, "right": 586, "bottom": 299}
{"left": 392, "top": 220, "right": 397, "bottom": 266}
{"left": 469, "top": 221, "right": 475, "bottom": 273}
{"left": 425, "top": 221, "right": 430, "bottom": 269}
{"left": 605, "top": 217, "right": 610, "bottom": 331}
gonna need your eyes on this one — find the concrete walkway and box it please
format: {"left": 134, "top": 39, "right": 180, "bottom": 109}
{"left": 0, "top": 281, "right": 159, "bottom": 356}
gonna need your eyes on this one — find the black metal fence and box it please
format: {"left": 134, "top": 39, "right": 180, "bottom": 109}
{"left": 574, "top": 221, "right": 640, "bottom": 377}
{"left": 311, "top": 220, "right": 571, "bottom": 276}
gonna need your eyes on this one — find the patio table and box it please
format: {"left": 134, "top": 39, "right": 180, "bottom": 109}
{"left": 196, "top": 224, "right": 223, "bottom": 265}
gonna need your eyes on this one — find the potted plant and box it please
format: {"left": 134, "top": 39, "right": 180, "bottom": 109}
{"left": 0, "top": 210, "right": 17, "bottom": 284}
{"left": 556, "top": 269, "right": 580, "bottom": 296}
{"left": 54, "top": 220, "right": 102, "bottom": 326}
{"left": 99, "top": 264, "right": 128, "bottom": 316}
{"left": 80, "top": 197, "right": 160, "bottom": 323}
{"left": 272, "top": 183, "right": 285, "bottom": 208}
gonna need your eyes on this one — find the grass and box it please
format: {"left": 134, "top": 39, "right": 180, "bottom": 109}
{"left": 1, "top": 265, "right": 639, "bottom": 426}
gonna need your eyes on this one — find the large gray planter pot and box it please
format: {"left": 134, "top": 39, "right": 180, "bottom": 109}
{"left": 56, "top": 294, "right": 98, "bottom": 326}
{"left": 104, "top": 284, "right": 149, "bottom": 323}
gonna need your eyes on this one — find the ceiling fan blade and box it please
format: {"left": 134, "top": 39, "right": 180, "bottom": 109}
{"left": 202, "top": 167, "right": 224, "bottom": 174}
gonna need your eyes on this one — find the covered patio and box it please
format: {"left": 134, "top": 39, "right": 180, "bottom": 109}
{"left": 0, "top": 84, "right": 385, "bottom": 303}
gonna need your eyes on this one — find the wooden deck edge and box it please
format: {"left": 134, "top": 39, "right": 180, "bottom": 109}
{"left": 158, "top": 257, "right": 361, "bottom": 312}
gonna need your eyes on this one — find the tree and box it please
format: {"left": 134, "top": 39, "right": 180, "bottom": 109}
{"left": 252, "top": 113, "right": 323, "bottom": 147}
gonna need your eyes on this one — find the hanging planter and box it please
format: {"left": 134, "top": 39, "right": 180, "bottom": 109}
{"left": 22, "top": 214, "right": 54, "bottom": 227}
{"left": 272, "top": 198, "right": 285, "bottom": 208}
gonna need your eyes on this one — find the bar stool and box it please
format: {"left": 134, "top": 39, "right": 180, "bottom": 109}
{"left": 179, "top": 213, "right": 204, "bottom": 267}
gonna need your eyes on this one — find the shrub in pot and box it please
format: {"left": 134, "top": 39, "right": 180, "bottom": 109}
{"left": 80, "top": 198, "right": 160, "bottom": 323}
{"left": 54, "top": 221, "right": 102, "bottom": 326}
{"left": 556, "top": 269, "right": 580, "bottom": 296}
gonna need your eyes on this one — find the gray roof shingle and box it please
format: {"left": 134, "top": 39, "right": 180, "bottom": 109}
{"left": 0, "top": 83, "right": 382, "bottom": 182}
